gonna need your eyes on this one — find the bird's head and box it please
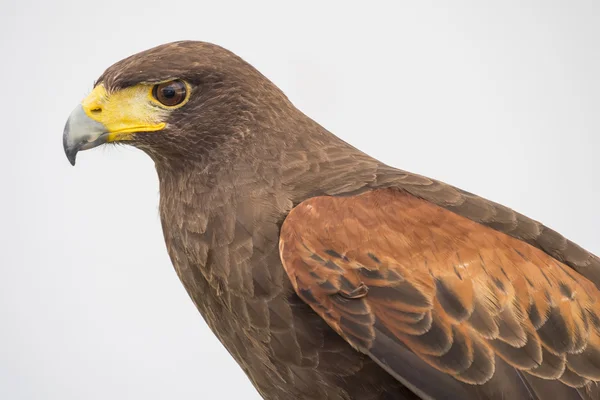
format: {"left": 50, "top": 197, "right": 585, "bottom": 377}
{"left": 63, "top": 41, "right": 291, "bottom": 166}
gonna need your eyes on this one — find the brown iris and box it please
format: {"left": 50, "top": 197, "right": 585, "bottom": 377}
{"left": 152, "top": 80, "right": 187, "bottom": 107}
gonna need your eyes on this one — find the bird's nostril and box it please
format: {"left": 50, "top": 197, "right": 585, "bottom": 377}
{"left": 90, "top": 107, "right": 102, "bottom": 114}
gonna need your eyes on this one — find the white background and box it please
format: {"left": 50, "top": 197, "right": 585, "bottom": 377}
{"left": 1, "top": 1, "right": 599, "bottom": 399}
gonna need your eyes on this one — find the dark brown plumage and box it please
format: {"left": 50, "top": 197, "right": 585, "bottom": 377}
{"left": 64, "top": 41, "right": 600, "bottom": 399}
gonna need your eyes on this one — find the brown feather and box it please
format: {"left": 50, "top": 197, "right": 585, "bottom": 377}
{"left": 280, "top": 188, "right": 600, "bottom": 398}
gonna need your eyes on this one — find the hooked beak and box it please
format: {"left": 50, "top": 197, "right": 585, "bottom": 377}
{"left": 62, "top": 84, "right": 168, "bottom": 166}
{"left": 62, "top": 105, "right": 109, "bottom": 166}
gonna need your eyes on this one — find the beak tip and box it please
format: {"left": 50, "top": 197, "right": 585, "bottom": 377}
{"left": 63, "top": 124, "right": 78, "bottom": 166}
{"left": 62, "top": 104, "right": 107, "bottom": 166}
{"left": 66, "top": 152, "right": 77, "bottom": 166}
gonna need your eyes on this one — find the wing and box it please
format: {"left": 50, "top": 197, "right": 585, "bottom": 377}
{"left": 279, "top": 188, "right": 600, "bottom": 399}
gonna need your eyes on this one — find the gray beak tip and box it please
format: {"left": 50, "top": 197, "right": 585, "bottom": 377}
{"left": 63, "top": 123, "right": 78, "bottom": 166}
{"left": 66, "top": 150, "right": 77, "bottom": 166}
{"left": 62, "top": 105, "right": 107, "bottom": 166}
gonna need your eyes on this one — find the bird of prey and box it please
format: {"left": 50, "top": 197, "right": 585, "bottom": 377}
{"left": 63, "top": 41, "right": 600, "bottom": 400}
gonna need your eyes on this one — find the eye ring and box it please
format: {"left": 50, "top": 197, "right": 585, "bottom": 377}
{"left": 152, "top": 80, "right": 188, "bottom": 107}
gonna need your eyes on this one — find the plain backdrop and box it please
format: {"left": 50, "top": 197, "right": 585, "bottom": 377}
{"left": 1, "top": 1, "right": 598, "bottom": 399}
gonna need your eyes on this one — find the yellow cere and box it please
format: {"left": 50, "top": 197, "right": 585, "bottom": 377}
{"left": 81, "top": 84, "right": 169, "bottom": 142}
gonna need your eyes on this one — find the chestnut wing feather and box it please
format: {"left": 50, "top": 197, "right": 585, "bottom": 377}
{"left": 279, "top": 188, "right": 600, "bottom": 399}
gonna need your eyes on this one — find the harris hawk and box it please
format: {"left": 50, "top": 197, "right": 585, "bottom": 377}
{"left": 63, "top": 41, "right": 600, "bottom": 400}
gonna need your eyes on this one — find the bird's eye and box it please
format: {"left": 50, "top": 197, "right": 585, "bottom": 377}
{"left": 152, "top": 80, "right": 188, "bottom": 107}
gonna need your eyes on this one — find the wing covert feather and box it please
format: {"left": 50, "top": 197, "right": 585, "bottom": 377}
{"left": 279, "top": 188, "right": 600, "bottom": 398}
